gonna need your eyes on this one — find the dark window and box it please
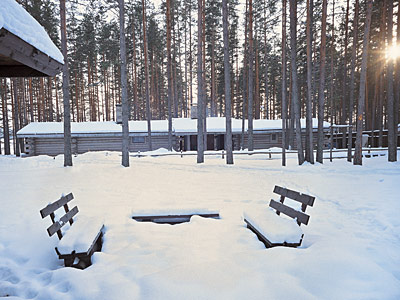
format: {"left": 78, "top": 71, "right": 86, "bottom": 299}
{"left": 271, "top": 133, "right": 277, "bottom": 142}
{"left": 132, "top": 136, "right": 145, "bottom": 143}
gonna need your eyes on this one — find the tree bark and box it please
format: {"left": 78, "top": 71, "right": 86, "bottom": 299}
{"left": 347, "top": 0, "right": 359, "bottom": 162}
{"left": 119, "top": 0, "right": 130, "bottom": 167}
{"left": 386, "top": 0, "right": 396, "bottom": 162}
{"left": 247, "top": 0, "right": 254, "bottom": 151}
{"left": 223, "top": 0, "right": 233, "bottom": 164}
{"left": 60, "top": 0, "right": 72, "bottom": 166}
{"left": 197, "top": 0, "right": 204, "bottom": 163}
{"left": 341, "top": 0, "right": 350, "bottom": 149}
{"left": 353, "top": 0, "right": 372, "bottom": 165}
{"left": 290, "top": 0, "right": 304, "bottom": 165}
{"left": 167, "top": 0, "right": 173, "bottom": 151}
{"left": 142, "top": 0, "right": 152, "bottom": 151}
{"left": 281, "top": 0, "right": 287, "bottom": 166}
{"left": 12, "top": 79, "right": 21, "bottom": 156}
{"left": 1, "top": 80, "right": 10, "bottom": 155}
{"left": 305, "top": 0, "right": 314, "bottom": 163}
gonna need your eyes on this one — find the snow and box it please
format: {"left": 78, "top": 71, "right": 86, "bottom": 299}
{"left": 0, "top": 0, "right": 64, "bottom": 64}
{"left": 1, "top": 151, "right": 400, "bottom": 299}
{"left": 18, "top": 118, "right": 330, "bottom": 137}
{"left": 243, "top": 206, "right": 303, "bottom": 244}
{"left": 57, "top": 217, "right": 104, "bottom": 254}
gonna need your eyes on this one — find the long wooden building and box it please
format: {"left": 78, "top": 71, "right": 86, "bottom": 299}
{"left": 17, "top": 118, "right": 330, "bottom": 156}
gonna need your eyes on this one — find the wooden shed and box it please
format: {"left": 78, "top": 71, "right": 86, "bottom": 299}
{"left": 17, "top": 121, "right": 178, "bottom": 156}
{"left": 17, "top": 118, "right": 330, "bottom": 157}
{"left": 0, "top": 0, "right": 63, "bottom": 77}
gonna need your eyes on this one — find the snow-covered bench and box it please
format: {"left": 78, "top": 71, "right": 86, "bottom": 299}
{"left": 132, "top": 208, "right": 220, "bottom": 225}
{"left": 40, "top": 193, "right": 104, "bottom": 269}
{"left": 244, "top": 186, "right": 315, "bottom": 248}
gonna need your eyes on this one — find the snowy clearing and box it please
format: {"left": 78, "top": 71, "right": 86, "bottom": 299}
{"left": 0, "top": 151, "right": 399, "bottom": 299}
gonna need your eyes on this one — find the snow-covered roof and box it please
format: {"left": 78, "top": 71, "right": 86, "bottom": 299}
{"left": 0, "top": 0, "right": 64, "bottom": 64}
{"left": 17, "top": 118, "right": 330, "bottom": 137}
{"left": 173, "top": 117, "right": 244, "bottom": 133}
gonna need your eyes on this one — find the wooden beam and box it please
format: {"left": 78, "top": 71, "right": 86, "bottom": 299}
{"left": 40, "top": 193, "right": 74, "bottom": 218}
{"left": 269, "top": 200, "right": 310, "bottom": 225}
{"left": 273, "top": 185, "right": 315, "bottom": 206}
{"left": 46, "top": 206, "right": 79, "bottom": 237}
{"left": 0, "top": 28, "right": 62, "bottom": 77}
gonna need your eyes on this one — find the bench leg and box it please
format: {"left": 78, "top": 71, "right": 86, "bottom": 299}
{"left": 64, "top": 257, "right": 75, "bottom": 267}
{"left": 75, "top": 255, "right": 92, "bottom": 269}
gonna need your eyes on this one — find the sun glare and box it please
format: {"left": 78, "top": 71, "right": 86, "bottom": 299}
{"left": 386, "top": 44, "right": 400, "bottom": 60}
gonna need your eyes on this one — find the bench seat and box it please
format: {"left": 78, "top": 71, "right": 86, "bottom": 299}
{"left": 132, "top": 208, "right": 220, "bottom": 224}
{"left": 244, "top": 206, "right": 303, "bottom": 246}
{"left": 57, "top": 216, "right": 104, "bottom": 254}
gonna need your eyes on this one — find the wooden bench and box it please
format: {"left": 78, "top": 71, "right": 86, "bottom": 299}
{"left": 132, "top": 208, "right": 220, "bottom": 225}
{"left": 40, "top": 193, "right": 104, "bottom": 269}
{"left": 132, "top": 212, "right": 220, "bottom": 225}
{"left": 244, "top": 186, "right": 315, "bottom": 248}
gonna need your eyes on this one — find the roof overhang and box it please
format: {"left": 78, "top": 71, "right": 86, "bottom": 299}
{"left": 0, "top": 28, "right": 63, "bottom": 77}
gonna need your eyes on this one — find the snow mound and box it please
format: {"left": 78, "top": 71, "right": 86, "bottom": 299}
{"left": 243, "top": 205, "right": 303, "bottom": 244}
{"left": 57, "top": 216, "right": 104, "bottom": 254}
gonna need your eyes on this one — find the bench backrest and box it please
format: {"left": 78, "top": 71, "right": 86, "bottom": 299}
{"left": 40, "top": 193, "right": 79, "bottom": 240}
{"left": 269, "top": 186, "right": 315, "bottom": 226}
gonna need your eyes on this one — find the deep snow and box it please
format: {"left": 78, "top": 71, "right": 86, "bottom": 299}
{"left": 0, "top": 151, "right": 399, "bottom": 299}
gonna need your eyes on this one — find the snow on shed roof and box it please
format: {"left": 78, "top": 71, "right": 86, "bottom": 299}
{"left": 0, "top": 0, "right": 63, "bottom": 64}
{"left": 173, "top": 117, "right": 244, "bottom": 133}
{"left": 17, "top": 118, "right": 330, "bottom": 137}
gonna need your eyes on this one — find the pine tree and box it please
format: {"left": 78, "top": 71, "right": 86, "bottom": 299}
{"left": 347, "top": 0, "right": 359, "bottom": 162}
{"left": 223, "top": 0, "right": 234, "bottom": 164}
{"left": 119, "top": 0, "right": 130, "bottom": 167}
{"left": 60, "top": 0, "right": 72, "bottom": 167}
{"left": 197, "top": 0, "right": 205, "bottom": 163}
{"left": 354, "top": 0, "right": 373, "bottom": 165}
{"left": 281, "top": 0, "right": 287, "bottom": 166}
{"left": 289, "top": 0, "right": 304, "bottom": 165}
{"left": 305, "top": 0, "right": 314, "bottom": 164}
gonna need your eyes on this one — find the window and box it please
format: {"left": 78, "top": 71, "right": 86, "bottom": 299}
{"left": 271, "top": 133, "right": 278, "bottom": 142}
{"left": 132, "top": 136, "right": 145, "bottom": 143}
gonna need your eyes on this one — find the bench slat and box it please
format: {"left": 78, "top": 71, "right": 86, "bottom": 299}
{"left": 47, "top": 206, "right": 79, "bottom": 237}
{"left": 40, "top": 193, "right": 74, "bottom": 218}
{"left": 273, "top": 186, "right": 315, "bottom": 206}
{"left": 269, "top": 200, "right": 310, "bottom": 225}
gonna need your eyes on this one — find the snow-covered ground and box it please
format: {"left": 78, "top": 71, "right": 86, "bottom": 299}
{"left": 0, "top": 151, "right": 399, "bottom": 299}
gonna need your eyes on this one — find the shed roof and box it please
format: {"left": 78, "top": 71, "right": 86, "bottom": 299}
{"left": 17, "top": 118, "right": 330, "bottom": 138}
{"left": 0, "top": 0, "right": 63, "bottom": 77}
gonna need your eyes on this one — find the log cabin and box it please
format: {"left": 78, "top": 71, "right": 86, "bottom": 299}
{"left": 17, "top": 117, "right": 330, "bottom": 156}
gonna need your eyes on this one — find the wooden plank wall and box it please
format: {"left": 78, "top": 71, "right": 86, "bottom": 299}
{"left": 243, "top": 131, "right": 329, "bottom": 150}
{"left": 25, "top": 135, "right": 178, "bottom": 156}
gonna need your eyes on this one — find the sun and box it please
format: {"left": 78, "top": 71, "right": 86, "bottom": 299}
{"left": 386, "top": 44, "right": 400, "bottom": 60}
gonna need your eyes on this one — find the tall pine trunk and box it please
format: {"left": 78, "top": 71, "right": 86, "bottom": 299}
{"left": 142, "top": 0, "right": 152, "bottom": 151}
{"left": 281, "top": 0, "right": 287, "bottom": 166}
{"left": 305, "top": 0, "right": 314, "bottom": 163}
{"left": 60, "top": 0, "right": 72, "bottom": 166}
{"left": 347, "top": 0, "right": 359, "bottom": 162}
{"left": 197, "top": 0, "right": 205, "bottom": 163}
{"left": 247, "top": 0, "right": 254, "bottom": 151}
{"left": 387, "top": 0, "right": 396, "bottom": 162}
{"left": 223, "top": 0, "right": 233, "bottom": 164}
{"left": 12, "top": 79, "right": 21, "bottom": 156}
{"left": 1, "top": 80, "right": 10, "bottom": 155}
{"left": 341, "top": 0, "right": 350, "bottom": 149}
{"left": 167, "top": 0, "right": 173, "bottom": 151}
{"left": 353, "top": 0, "right": 372, "bottom": 165}
{"left": 119, "top": 0, "right": 129, "bottom": 167}
{"left": 290, "top": 0, "right": 304, "bottom": 165}
{"left": 316, "top": 0, "right": 327, "bottom": 163}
